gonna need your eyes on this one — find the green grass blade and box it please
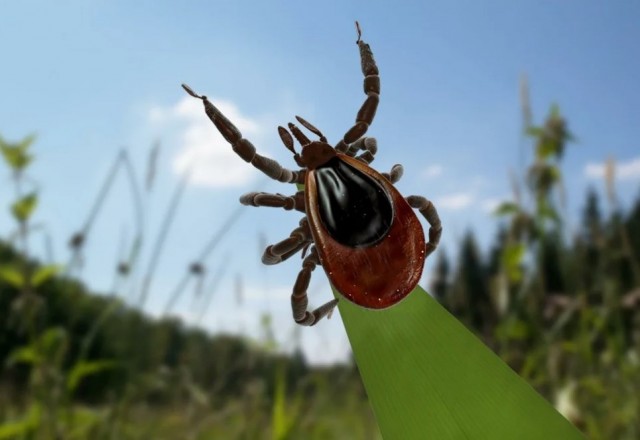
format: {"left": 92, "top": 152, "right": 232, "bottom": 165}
{"left": 335, "top": 285, "right": 584, "bottom": 439}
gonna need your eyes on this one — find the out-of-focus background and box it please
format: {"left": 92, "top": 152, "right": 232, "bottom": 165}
{"left": 1, "top": 1, "right": 639, "bottom": 438}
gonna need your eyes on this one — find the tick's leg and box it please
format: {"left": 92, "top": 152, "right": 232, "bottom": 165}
{"left": 291, "top": 246, "right": 339, "bottom": 326}
{"left": 240, "top": 191, "right": 305, "bottom": 213}
{"left": 347, "top": 137, "right": 378, "bottom": 164}
{"left": 382, "top": 164, "right": 403, "bottom": 184}
{"left": 407, "top": 195, "right": 442, "bottom": 259}
{"left": 182, "top": 84, "right": 301, "bottom": 183}
{"left": 336, "top": 22, "right": 380, "bottom": 153}
{"left": 262, "top": 218, "right": 311, "bottom": 265}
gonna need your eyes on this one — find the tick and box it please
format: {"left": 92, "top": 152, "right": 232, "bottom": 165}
{"left": 182, "top": 22, "right": 442, "bottom": 326}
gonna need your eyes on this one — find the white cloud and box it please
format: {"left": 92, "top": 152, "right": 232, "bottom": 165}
{"left": 422, "top": 164, "right": 443, "bottom": 179}
{"left": 149, "top": 96, "right": 265, "bottom": 188}
{"left": 584, "top": 163, "right": 607, "bottom": 179}
{"left": 584, "top": 157, "right": 640, "bottom": 181}
{"left": 481, "top": 197, "right": 506, "bottom": 213}
{"left": 436, "top": 192, "right": 473, "bottom": 210}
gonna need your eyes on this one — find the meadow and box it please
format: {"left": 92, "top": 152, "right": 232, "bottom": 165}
{"left": 1, "top": 91, "right": 639, "bottom": 439}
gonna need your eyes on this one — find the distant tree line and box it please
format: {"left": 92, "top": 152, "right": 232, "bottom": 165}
{"left": 0, "top": 241, "right": 363, "bottom": 405}
{"left": 432, "top": 188, "right": 640, "bottom": 348}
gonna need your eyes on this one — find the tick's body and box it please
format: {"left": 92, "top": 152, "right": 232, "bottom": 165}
{"left": 182, "top": 22, "right": 441, "bottom": 325}
{"left": 306, "top": 153, "right": 425, "bottom": 309}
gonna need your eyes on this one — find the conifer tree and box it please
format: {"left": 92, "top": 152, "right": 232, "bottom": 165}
{"left": 430, "top": 248, "right": 450, "bottom": 304}
{"left": 450, "top": 231, "right": 494, "bottom": 333}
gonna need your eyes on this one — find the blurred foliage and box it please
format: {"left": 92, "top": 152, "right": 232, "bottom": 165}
{"left": 0, "top": 239, "right": 374, "bottom": 438}
{"left": 433, "top": 105, "right": 640, "bottom": 438}
{"left": 0, "top": 134, "right": 376, "bottom": 439}
{"left": 0, "top": 96, "right": 639, "bottom": 439}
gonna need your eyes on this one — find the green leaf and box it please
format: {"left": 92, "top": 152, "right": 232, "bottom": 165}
{"left": 11, "top": 192, "right": 38, "bottom": 223}
{"left": 502, "top": 243, "right": 526, "bottom": 283}
{"left": 7, "top": 346, "right": 42, "bottom": 366}
{"left": 537, "top": 199, "right": 560, "bottom": 224}
{"left": 0, "top": 133, "right": 36, "bottom": 151}
{"left": 495, "top": 317, "right": 531, "bottom": 341}
{"left": 550, "top": 165, "right": 561, "bottom": 180}
{"left": 580, "top": 376, "right": 606, "bottom": 396}
{"left": 40, "top": 327, "right": 67, "bottom": 352}
{"left": 335, "top": 285, "right": 584, "bottom": 439}
{"left": 66, "top": 360, "right": 117, "bottom": 394}
{"left": 493, "top": 201, "right": 520, "bottom": 217}
{"left": 32, "top": 264, "right": 63, "bottom": 287}
{"left": 0, "top": 134, "right": 36, "bottom": 171}
{"left": 0, "top": 403, "right": 41, "bottom": 439}
{"left": 66, "top": 407, "right": 102, "bottom": 438}
{"left": 5, "top": 329, "right": 68, "bottom": 368}
{"left": 272, "top": 364, "right": 298, "bottom": 440}
{"left": 525, "top": 126, "right": 546, "bottom": 138}
{"left": 536, "top": 139, "right": 558, "bottom": 160}
{"left": 528, "top": 164, "right": 561, "bottom": 195}
{"left": 0, "top": 265, "right": 25, "bottom": 288}
{"left": 36, "top": 327, "right": 69, "bottom": 366}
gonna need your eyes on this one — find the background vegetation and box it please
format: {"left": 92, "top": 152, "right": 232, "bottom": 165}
{"left": 1, "top": 90, "right": 639, "bottom": 439}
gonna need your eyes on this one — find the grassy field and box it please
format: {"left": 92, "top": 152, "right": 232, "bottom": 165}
{"left": 1, "top": 94, "right": 640, "bottom": 439}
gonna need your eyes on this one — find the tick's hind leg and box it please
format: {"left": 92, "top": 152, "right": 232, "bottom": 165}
{"left": 346, "top": 137, "right": 378, "bottom": 164}
{"left": 291, "top": 246, "right": 339, "bottom": 326}
{"left": 407, "top": 195, "right": 442, "bottom": 258}
{"left": 262, "top": 218, "right": 311, "bottom": 265}
{"left": 382, "top": 164, "right": 403, "bottom": 183}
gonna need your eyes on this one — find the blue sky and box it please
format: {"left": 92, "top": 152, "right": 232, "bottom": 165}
{"left": 1, "top": 1, "right": 639, "bottom": 363}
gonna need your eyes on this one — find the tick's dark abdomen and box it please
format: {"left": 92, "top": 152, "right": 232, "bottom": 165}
{"left": 315, "top": 157, "right": 393, "bottom": 247}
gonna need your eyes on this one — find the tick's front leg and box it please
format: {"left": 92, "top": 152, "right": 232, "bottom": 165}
{"left": 182, "top": 84, "right": 302, "bottom": 183}
{"left": 336, "top": 22, "right": 380, "bottom": 153}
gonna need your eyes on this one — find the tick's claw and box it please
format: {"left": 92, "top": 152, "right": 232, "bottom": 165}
{"left": 181, "top": 83, "right": 202, "bottom": 99}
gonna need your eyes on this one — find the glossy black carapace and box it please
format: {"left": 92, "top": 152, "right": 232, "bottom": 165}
{"left": 315, "top": 157, "right": 393, "bottom": 248}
